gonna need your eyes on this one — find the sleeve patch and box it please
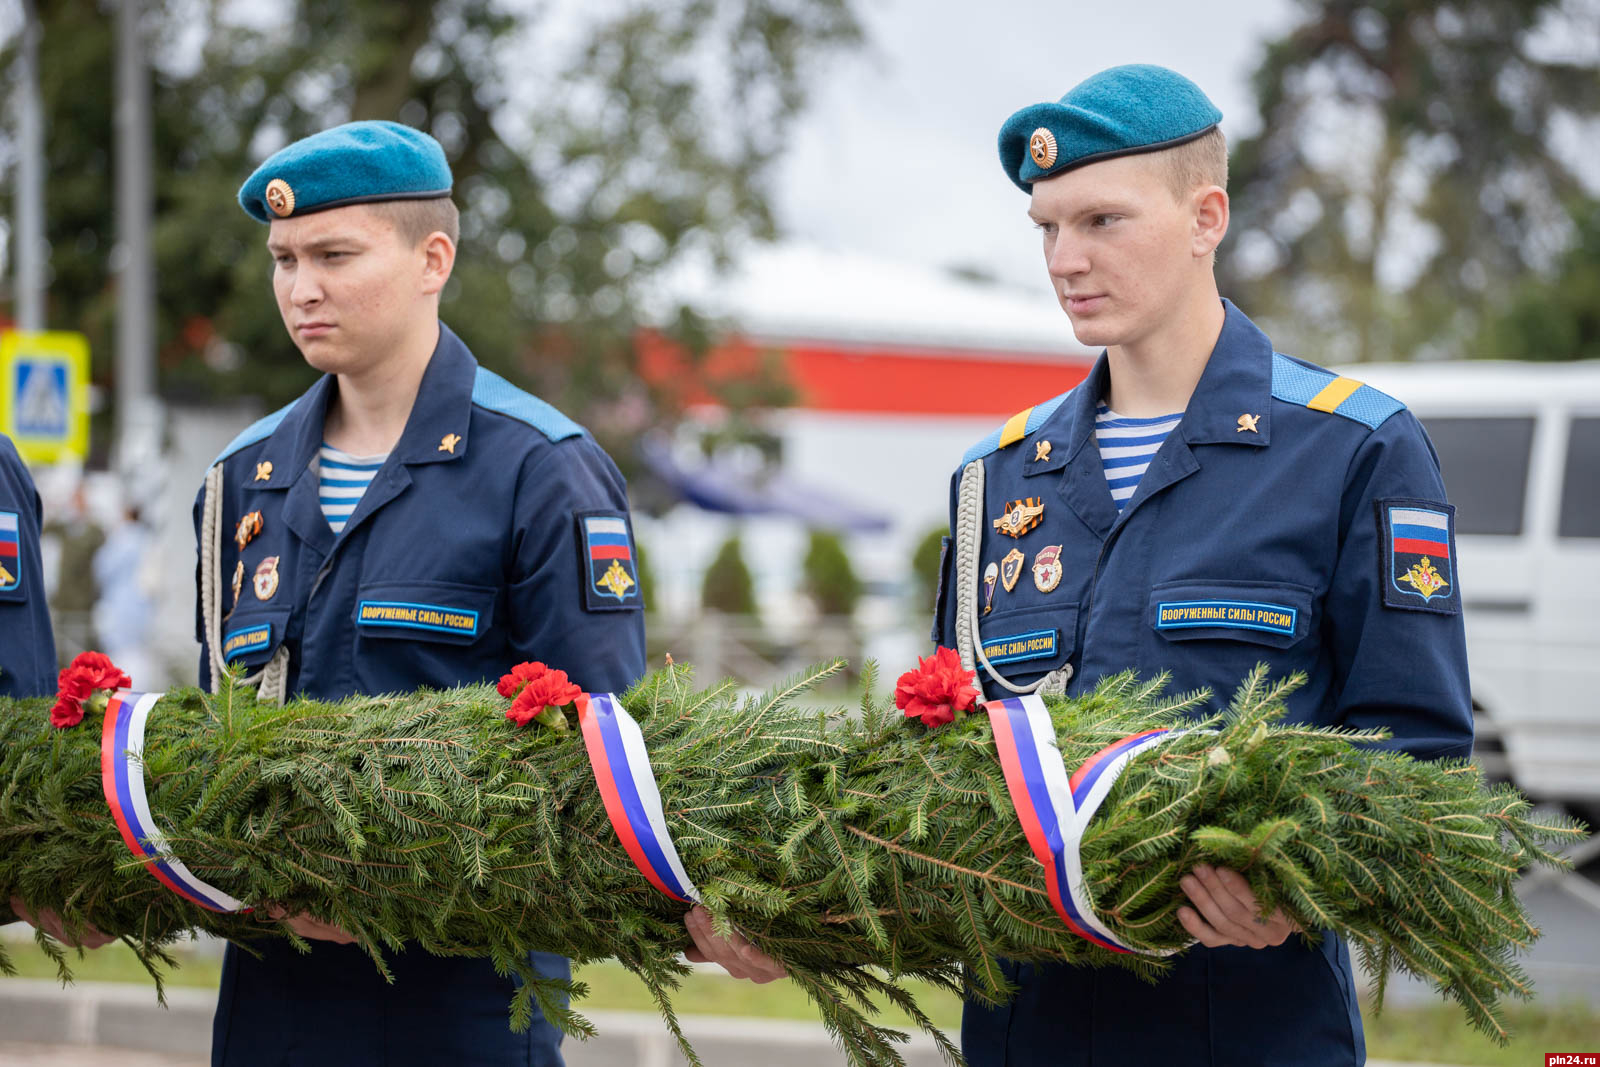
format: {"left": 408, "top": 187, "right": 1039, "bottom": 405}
{"left": 577, "top": 510, "right": 643, "bottom": 612}
{"left": 1378, "top": 498, "right": 1460, "bottom": 615}
{"left": 0, "top": 510, "right": 22, "bottom": 594}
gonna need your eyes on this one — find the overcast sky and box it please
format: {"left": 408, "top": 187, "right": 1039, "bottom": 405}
{"left": 773, "top": 0, "right": 1303, "bottom": 291}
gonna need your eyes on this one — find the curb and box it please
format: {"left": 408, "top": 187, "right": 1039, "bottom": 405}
{"left": 0, "top": 978, "right": 1471, "bottom": 1066}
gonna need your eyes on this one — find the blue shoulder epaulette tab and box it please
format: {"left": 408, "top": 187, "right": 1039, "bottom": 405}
{"left": 211, "top": 399, "right": 299, "bottom": 467}
{"left": 1270, "top": 353, "right": 1404, "bottom": 430}
{"left": 471, "top": 367, "right": 585, "bottom": 443}
{"left": 961, "top": 388, "right": 1074, "bottom": 465}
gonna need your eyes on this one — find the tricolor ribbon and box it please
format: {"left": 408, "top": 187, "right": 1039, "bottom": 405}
{"left": 100, "top": 690, "right": 250, "bottom": 914}
{"left": 576, "top": 692, "right": 701, "bottom": 905}
{"left": 985, "top": 693, "right": 1184, "bottom": 955}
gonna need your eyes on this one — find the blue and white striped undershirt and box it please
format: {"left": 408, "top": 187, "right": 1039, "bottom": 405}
{"left": 318, "top": 444, "right": 388, "bottom": 534}
{"left": 1094, "top": 404, "right": 1183, "bottom": 511}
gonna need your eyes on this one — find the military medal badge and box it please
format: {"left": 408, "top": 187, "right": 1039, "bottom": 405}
{"left": 1000, "top": 548, "right": 1025, "bottom": 593}
{"left": 1032, "top": 545, "right": 1063, "bottom": 593}
{"left": 993, "top": 498, "right": 1044, "bottom": 539}
{"left": 253, "top": 556, "right": 280, "bottom": 601}
{"left": 983, "top": 562, "right": 999, "bottom": 614}
{"left": 235, "top": 511, "right": 263, "bottom": 552}
{"left": 231, "top": 560, "right": 245, "bottom": 609}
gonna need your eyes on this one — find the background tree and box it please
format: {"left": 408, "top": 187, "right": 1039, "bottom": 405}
{"left": 800, "top": 529, "right": 860, "bottom": 619}
{"left": 1473, "top": 198, "right": 1600, "bottom": 360}
{"left": 0, "top": 0, "right": 861, "bottom": 481}
{"left": 700, "top": 533, "right": 757, "bottom": 616}
{"left": 909, "top": 526, "right": 945, "bottom": 625}
{"left": 1222, "top": 0, "right": 1600, "bottom": 364}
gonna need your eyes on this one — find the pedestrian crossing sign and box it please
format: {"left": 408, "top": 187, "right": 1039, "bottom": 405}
{"left": 0, "top": 329, "right": 90, "bottom": 463}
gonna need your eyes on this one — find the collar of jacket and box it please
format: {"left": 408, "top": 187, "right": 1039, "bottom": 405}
{"left": 251, "top": 321, "right": 477, "bottom": 488}
{"left": 1035, "top": 297, "right": 1274, "bottom": 469}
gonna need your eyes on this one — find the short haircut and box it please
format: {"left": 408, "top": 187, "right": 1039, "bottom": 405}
{"left": 364, "top": 197, "right": 460, "bottom": 248}
{"left": 1156, "top": 127, "right": 1228, "bottom": 201}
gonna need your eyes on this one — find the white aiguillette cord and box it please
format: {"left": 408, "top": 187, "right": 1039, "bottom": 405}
{"left": 201, "top": 463, "right": 290, "bottom": 705}
{"left": 954, "top": 457, "right": 1072, "bottom": 697}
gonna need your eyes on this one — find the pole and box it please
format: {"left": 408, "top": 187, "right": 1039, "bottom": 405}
{"left": 114, "top": 0, "right": 162, "bottom": 483}
{"left": 14, "top": 0, "right": 45, "bottom": 331}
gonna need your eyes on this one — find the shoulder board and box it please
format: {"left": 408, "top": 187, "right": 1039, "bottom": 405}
{"left": 471, "top": 367, "right": 585, "bottom": 443}
{"left": 211, "top": 399, "right": 299, "bottom": 467}
{"left": 961, "top": 389, "right": 1074, "bottom": 465}
{"left": 1270, "top": 353, "right": 1404, "bottom": 430}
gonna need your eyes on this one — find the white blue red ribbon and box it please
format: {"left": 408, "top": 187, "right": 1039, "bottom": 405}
{"left": 985, "top": 693, "right": 1183, "bottom": 955}
{"left": 576, "top": 692, "right": 701, "bottom": 905}
{"left": 100, "top": 690, "right": 251, "bottom": 914}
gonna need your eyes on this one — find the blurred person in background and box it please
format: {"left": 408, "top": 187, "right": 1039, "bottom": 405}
{"left": 43, "top": 476, "right": 104, "bottom": 660}
{"left": 937, "top": 65, "right": 1472, "bottom": 1066}
{"left": 92, "top": 499, "right": 158, "bottom": 687}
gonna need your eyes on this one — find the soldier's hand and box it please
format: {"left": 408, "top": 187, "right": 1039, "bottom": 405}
{"left": 263, "top": 903, "right": 357, "bottom": 945}
{"left": 1176, "top": 865, "right": 1299, "bottom": 949}
{"left": 683, "top": 904, "right": 787, "bottom": 983}
{"left": 9, "top": 895, "right": 116, "bottom": 949}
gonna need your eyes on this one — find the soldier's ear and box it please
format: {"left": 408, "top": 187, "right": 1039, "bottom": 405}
{"left": 419, "top": 231, "right": 456, "bottom": 296}
{"left": 1191, "top": 186, "right": 1228, "bottom": 260}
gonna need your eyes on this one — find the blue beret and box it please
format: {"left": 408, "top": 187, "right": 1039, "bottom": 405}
{"left": 998, "top": 65, "right": 1222, "bottom": 193}
{"left": 237, "top": 120, "right": 453, "bottom": 223}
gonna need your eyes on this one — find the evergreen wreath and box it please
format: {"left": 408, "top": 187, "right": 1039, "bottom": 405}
{"left": 0, "top": 651, "right": 1583, "bottom": 1067}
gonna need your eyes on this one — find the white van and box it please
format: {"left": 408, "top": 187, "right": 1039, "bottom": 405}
{"left": 1337, "top": 360, "right": 1600, "bottom": 809}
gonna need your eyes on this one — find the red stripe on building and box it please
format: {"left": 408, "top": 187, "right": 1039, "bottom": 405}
{"left": 638, "top": 333, "right": 1092, "bottom": 417}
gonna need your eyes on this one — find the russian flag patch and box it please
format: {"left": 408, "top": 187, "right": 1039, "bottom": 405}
{"left": 1379, "top": 499, "right": 1460, "bottom": 614}
{"left": 0, "top": 510, "right": 21, "bottom": 592}
{"left": 578, "top": 510, "right": 643, "bottom": 611}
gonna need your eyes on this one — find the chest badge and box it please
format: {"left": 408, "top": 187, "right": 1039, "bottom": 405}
{"left": 254, "top": 461, "right": 273, "bottom": 482}
{"left": 1032, "top": 545, "right": 1063, "bottom": 593}
{"left": 439, "top": 433, "right": 462, "bottom": 454}
{"left": 253, "top": 556, "right": 281, "bottom": 601}
{"left": 1236, "top": 413, "right": 1261, "bottom": 434}
{"left": 231, "top": 560, "right": 245, "bottom": 608}
{"left": 983, "top": 561, "right": 999, "bottom": 614}
{"left": 1033, "top": 439, "right": 1052, "bottom": 462}
{"left": 234, "top": 511, "right": 264, "bottom": 552}
{"left": 1000, "top": 547, "right": 1025, "bottom": 592}
{"left": 993, "top": 498, "right": 1044, "bottom": 539}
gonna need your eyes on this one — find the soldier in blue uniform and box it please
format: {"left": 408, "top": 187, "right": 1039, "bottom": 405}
{"left": 935, "top": 67, "right": 1473, "bottom": 1066}
{"left": 199, "top": 121, "right": 779, "bottom": 1067}
{"left": 0, "top": 432, "right": 55, "bottom": 700}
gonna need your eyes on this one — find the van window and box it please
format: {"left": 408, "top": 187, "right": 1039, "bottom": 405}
{"left": 1419, "top": 417, "right": 1535, "bottom": 536}
{"left": 1558, "top": 417, "right": 1600, "bottom": 538}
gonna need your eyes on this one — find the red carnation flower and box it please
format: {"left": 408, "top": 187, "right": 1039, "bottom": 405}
{"left": 894, "top": 646, "right": 979, "bottom": 729}
{"left": 499, "top": 661, "right": 583, "bottom": 729}
{"left": 50, "top": 652, "right": 132, "bottom": 729}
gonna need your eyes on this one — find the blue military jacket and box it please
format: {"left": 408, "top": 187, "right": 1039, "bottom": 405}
{"left": 937, "top": 301, "right": 1473, "bottom": 1067}
{"left": 195, "top": 324, "right": 646, "bottom": 1067}
{"left": 0, "top": 434, "right": 56, "bottom": 699}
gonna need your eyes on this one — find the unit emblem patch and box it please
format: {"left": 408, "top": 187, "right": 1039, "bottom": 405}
{"left": 1379, "top": 500, "right": 1460, "bottom": 615}
{"left": 983, "top": 562, "right": 999, "bottom": 614}
{"left": 993, "top": 498, "right": 1044, "bottom": 539}
{"left": 0, "top": 510, "right": 21, "bottom": 592}
{"left": 579, "top": 511, "right": 643, "bottom": 611}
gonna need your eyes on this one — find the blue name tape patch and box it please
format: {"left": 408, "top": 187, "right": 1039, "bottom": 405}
{"left": 357, "top": 600, "right": 480, "bottom": 636}
{"left": 1156, "top": 600, "right": 1297, "bottom": 636}
{"left": 222, "top": 623, "right": 273, "bottom": 660}
{"left": 980, "top": 628, "right": 1059, "bottom": 665}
